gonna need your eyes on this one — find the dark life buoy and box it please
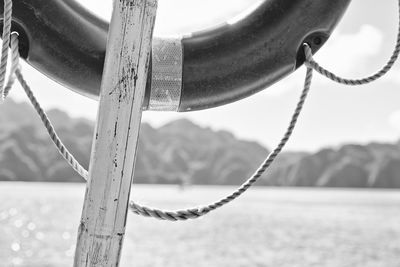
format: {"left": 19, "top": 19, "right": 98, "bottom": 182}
{"left": 0, "top": 0, "right": 351, "bottom": 111}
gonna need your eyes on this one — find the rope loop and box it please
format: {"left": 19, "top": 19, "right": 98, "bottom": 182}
{"left": 128, "top": 67, "right": 314, "bottom": 221}
{"left": 303, "top": 0, "right": 400, "bottom": 85}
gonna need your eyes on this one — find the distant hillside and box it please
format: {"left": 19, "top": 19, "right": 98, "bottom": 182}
{"left": 0, "top": 99, "right": 400, "bottom": 188}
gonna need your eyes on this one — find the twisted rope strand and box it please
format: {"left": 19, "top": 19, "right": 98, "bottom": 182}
{"left": 15, "top": 69, "right": 90, "bottom": 180}
{"left": 3, "top": 32, "right": 20, "bottom": 97}
{"left": 13, "top": 32, "right": 313, "bottom": 220}
{"left": 8, "top": 31, "right": 315, "bottom": 221}
{"left": 0, "top": 0, "right": 16, "bottom": 99}
{"left": 304, "top": 0, "right": 400, "bottom": 85}
{"left": 4, "top": 35, "right": 90, "bottom": 180}
{"left": 129, "top": 67, "right": 313, "bottom": 221}
{"left": 0, "top": 0, "right": 316, "bottom": 221}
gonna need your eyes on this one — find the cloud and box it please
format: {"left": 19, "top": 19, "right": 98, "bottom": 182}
{"left": 315, "top": 24, "right": 384, "bottom": 75}
{"left": 78, "top": 0, "right": 262, "bottom": 36}
{"left": 385, "top": 66, "right": 400, "bottom": 85}
{"left": 155, "top": 0, "right": 262, "bottom": 36}
{"left": 389, "top": 110, "right": 400, "bottom": 132}
{"left": 261, "top": 69, "right": 306, "bottom": 97}
{"left": 261, "top": 24, "right": 385, "bottom": 97}
{"left": 316, "top": 23, "right": 400, "bottom": 87}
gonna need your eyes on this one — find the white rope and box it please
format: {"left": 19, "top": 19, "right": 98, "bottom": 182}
{"left": 0, "top": 1, "right": 314, "bottom": 220}
{"left": 129, "top": 68, "right": 313, "bottom": 221}
{"left": 0, "top": 0, "right": 18, "bottom": 100}
{"left": 7, "top": 30, "right": 315, "bottom": 221}
{"left": 304, "top": 0, "right": 400, "bottom": 85}
{"left": 1, "top": 0, "right": 399, "bottom": 221}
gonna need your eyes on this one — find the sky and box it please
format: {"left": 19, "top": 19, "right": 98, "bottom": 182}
{"left": 7, "top": 0, "right": 400, "bottom": 151}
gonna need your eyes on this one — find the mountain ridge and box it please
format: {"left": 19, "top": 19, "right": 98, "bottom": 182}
{"left": 0, "top": 99, "right": 399, "bottom": 188}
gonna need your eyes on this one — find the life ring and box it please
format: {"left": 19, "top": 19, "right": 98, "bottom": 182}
{"left": 1, "top": 0, "right": 350, "bottom": 111}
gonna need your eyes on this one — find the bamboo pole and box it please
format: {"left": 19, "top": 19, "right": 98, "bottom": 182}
{"left": 73, "top": 0, "right": 157, "bottom": 266}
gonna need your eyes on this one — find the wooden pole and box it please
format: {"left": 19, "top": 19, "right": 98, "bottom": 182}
{"left": 73, "top": 0, "right": 157, "bottom": 266}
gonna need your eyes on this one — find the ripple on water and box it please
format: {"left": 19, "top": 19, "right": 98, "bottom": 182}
{"left": 25, "top": 250, "right": 33, "bottom": 257}
{"left": 9, "top": 208, "right": 18, "bottom": 216}
{"left": 11, "top": 257, "right": 23, "bottom": 265}
{"left": 14, "top": 219, "right": 23, "bottom": 228}
{"left": 0, "top": 211, "right": 8, "bottom": 220}
{"left": 11, "top": 242, "right": 20, "bottom": 252}
{"left": 65, "top": 245, "right": 75, "bottom": 257}
{"left": 21, "top": 230, "right": 30, "bottom": 238}
{"left": 40, "top": 204, "right": 52, "bottom": 214}
{"left": 62, "top": 231, "right": 71, "bottom": 240}
{"left": 35, "top": 232, "right": 45, "bottom": 240}
{"left": 1, "top": 184, "right": 400, "bottom": 267}
{"left": 27, "top": 222, "right": 36, "bottom": 230}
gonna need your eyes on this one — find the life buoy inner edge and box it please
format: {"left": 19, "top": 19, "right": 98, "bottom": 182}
{"left": 0, "top": 0, "right": 351, "bottom": 111}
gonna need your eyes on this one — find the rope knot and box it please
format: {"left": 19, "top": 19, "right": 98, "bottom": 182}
{"left": 302, "top": 43, "right": 314, "bottom": 68}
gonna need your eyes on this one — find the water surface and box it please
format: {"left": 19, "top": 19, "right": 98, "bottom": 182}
{"left": 0, "top": 183, "right": 399, "bottom": 267}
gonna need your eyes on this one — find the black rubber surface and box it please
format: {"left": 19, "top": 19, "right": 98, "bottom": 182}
{"left": 0, "top": 0, "right": 351, "bottom": 111}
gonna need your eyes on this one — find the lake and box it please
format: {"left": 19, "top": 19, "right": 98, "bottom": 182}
{"left": 0, "top": 183, "right": 399, "bottom": 267}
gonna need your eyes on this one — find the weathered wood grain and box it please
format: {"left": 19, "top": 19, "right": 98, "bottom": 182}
{"left": 73, "top": 0, "right": 158, "bottom": 266}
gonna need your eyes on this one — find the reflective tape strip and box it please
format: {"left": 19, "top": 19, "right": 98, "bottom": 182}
{"left": 149, "top": 38, "right": 183, "bottom": 111}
